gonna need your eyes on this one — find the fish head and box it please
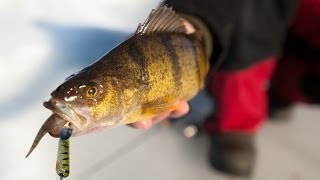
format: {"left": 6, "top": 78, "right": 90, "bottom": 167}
{"left": 26, "top": 68, "right": 124, "bottom": 158}
{"left": 47, "top": 68, "right": 124, "bottom": 136}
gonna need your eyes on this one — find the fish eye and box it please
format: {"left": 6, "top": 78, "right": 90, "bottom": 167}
{"left": 84, "top": 82, "right": 100, "bottom": 99}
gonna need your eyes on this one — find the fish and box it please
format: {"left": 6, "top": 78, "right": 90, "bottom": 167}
{"left": 26, "top": 5, "right": 209, "bottom": 157}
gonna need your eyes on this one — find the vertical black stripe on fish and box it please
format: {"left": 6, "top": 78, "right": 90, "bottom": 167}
{"left": 159, "top": 35, "right": 182, "bottom": 90}
{"left": 187, "top": 37, "right": 201, "bottom": 85}
{"left": 126, "top": 38, "right": 149, "bottom": 88}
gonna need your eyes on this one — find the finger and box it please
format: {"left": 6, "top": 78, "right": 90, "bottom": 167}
{"left": 169, "top": 100, "right": 189, "bottom": 118}
{"left": 131, "top": 119, "right": 153, "bottom": 129}
{"left": 151, "top": 111, "right": 171, "bottom": 125}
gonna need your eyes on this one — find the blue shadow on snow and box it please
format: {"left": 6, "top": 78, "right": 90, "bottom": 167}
{"left": 0, "top": 22, "right": 127, "bottom": 118}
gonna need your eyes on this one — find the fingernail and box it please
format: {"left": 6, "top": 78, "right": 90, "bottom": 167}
{"left": 141, "top": 121, "right": 147, "bottom": 124}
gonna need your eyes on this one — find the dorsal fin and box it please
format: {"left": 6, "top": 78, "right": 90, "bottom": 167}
{"left": 136, "top": 5, "right": 187, "bottom": 35}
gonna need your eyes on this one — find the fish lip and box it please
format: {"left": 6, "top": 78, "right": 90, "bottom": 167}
{"left": 44, "top": 99, "right": 84, "bottom": 133}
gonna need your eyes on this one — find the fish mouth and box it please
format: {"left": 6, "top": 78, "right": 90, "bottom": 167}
{"left": 43, "top": 99, "right": 85, "bottom": 134}
{"left": 25, "top": 99, "right": 86, "bottom": 158}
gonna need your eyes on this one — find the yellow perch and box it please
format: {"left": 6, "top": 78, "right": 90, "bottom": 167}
{"left": 26, "top": 5, "right": 209, "bottom": 157}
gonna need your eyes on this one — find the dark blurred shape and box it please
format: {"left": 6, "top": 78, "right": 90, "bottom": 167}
{"left": 285, "top": 34, "right": 320, "bottom": 62}
{"left": 268, "top": 87, "right": 293, "bottom": 120}
{"left": 302, "top": 75, "right": 320, "bottom": 103}
{"left": 209, "top": 132, "right": 255, "bottom": 177}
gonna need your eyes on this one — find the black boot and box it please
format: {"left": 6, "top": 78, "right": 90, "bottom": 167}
{"left": 209, "top": 133, "right": 256, "bottom": 177}
{"left": 268, "top": 88, "right": 293, "bottom": 120}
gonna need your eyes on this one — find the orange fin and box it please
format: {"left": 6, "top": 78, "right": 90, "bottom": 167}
{"left": 121, "top": 109, "right": 144, "bottom": 125}
{"left": 142, "top": 96, "right": 177, "bottom": 116}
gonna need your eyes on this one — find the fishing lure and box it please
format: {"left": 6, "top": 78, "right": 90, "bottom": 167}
{"left": 56, "top": 127, "right": 73, "bottom": 179}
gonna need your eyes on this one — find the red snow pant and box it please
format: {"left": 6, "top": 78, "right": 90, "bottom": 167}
{"left": 204, "top": 0, "right": 320, "bottom": 134}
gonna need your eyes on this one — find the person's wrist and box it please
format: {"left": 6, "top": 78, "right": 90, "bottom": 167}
{"left": 179, "top": 14, "right": 213, "bottom": 58}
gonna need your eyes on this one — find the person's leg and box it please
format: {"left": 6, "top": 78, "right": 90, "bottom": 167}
{"left": 205, "top": 57, "right": 277, "bottom": 133}
{"left": 269, "top": 0, "right": 320, "bottom": 118}
{"left": 269, "top": 52, "right": 320, "bottom": 115}
{"left": 164, "top": 0, "right": 299, "bottom": 177}
{"left": 204, "top": 57, "right": 277, "bottom": 177}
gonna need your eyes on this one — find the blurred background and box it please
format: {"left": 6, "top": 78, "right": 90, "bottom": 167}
{"left": 1, "top": 0, "right": 320, "bottom": 180}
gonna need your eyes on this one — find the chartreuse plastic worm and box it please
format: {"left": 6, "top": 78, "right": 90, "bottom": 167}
{"left": 56, "top": 127, "right": 73, "bottom": 179}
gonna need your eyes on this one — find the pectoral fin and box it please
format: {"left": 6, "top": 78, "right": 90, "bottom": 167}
{"left": 119, "top": 108, "right": 144, "bottom": 125}
{"left": 119, "top": 96, "right": 179, "bottom": 125}
{"left": 142, "top": 96, "right": 178, "bottom": 116}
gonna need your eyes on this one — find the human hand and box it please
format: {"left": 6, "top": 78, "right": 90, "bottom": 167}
{"left": 130, "top": 100, "right": 190, "bottom": 129}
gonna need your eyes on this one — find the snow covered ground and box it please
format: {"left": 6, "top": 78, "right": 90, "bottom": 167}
{"left": 1, "top": 1, "right": 320, "bottom": 180}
